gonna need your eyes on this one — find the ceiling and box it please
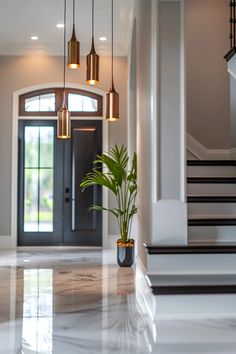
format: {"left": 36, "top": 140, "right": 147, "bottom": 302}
{"left": 0, "top": 0, "right": 133, "bottom": 56}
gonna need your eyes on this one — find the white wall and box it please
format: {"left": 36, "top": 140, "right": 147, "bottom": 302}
{"left": 151, "top": 0, "right": 187, "bottom": 247}
{"left": 230, "top": 76, "right": 236, "bottom": 147}
{"left": 159, "top": 1, "right": 181, "bottom": 200}
{"left": 131, "top": 0, "right": 153, "bottom": 268}
{"left": 0, "top": 55, "right": 128, "bottom": 242}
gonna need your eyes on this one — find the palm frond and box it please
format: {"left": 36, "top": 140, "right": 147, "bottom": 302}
{"left": 80, "top": 170, "right": 117, "bottom": 195}
{"left": 88, "top": 205, "right": 119, "bottom": 218}
{"left": 80, "top": 145, "right": 137, "bottom": 243}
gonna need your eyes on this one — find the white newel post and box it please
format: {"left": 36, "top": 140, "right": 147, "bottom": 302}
{"left": 151, "top": 0, "right": 188, "bottom": 244}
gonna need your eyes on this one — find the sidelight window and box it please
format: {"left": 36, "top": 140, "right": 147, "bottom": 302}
{"left": 23, "top": 126, "right": 54, "bottom": 232}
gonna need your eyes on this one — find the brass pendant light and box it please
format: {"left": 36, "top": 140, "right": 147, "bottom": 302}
{"left": 68, "top": 0, "right": 80, "bottom": 69}
{"left": 106, "top": 0, "right": 119, "bottom": 121}
{"left": 57, "top": 0, "right": 71, "bottom": 139}
{"left": 86, "top": 0, "right": 99, "bottom": 85}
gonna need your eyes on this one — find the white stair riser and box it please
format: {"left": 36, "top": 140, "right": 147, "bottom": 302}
{"left": 188, "top": 165, "right": 236, "bottom": 177}
{"left": 188, "top": 225, "right": 236, "bottom": 243}
{"left": 188, "top": 183, "right": 236, "bottom": 196}
{"left": 152, "top": 294, "right": 236, "bottom": 319}
{"left": 147, "top": 253, "right": 236, "bottom": 273}
{"left": 188, "top": 203, "right": 236, "bottom": 218}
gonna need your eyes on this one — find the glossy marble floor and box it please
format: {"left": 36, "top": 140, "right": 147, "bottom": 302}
{"left": 0, "top": 249, "right": 235, "bottom": 354}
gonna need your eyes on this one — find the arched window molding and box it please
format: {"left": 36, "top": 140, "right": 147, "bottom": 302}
{"left": 19, "top": 87, "right": 103, "bottom": 117}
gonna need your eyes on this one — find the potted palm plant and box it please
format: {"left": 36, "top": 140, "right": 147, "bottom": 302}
{"left": 80, "top": 145, "right": 137, "bottom": 267}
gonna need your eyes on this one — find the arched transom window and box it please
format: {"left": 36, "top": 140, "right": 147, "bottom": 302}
{"left": 19, "top": 88, "right": 103, "bottom": 117}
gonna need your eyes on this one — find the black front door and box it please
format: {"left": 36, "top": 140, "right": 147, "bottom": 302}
{"left": 18, "top": 120, "right": 102, "bottom": 246}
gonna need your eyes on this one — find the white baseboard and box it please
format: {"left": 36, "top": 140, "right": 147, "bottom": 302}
{"left": 108, "top": 235, "right": 119, "bottom": 249}
{"left": 0, "top": 236, "right": 12, "bottom": 249}
{"left": 187, "top": 134, "right": 235, "bottom": 160}
{"left": 0, "top": 235, "right": 118, "bottom": 250}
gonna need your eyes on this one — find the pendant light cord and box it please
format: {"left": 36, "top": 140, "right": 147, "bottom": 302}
{"left": 111, "top": 0, "right": 114, "bottom": 89}
{"left": 63, "top": 0, "right": 66, "bottom": 102}
{"left": 73, "top": 0, "right": 75, "bottom": 28}
{"left": 92, "top": 0, "right": 94, "bottom": 39}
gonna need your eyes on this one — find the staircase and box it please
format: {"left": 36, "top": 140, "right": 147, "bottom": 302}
{"left": 187, "top": 160, "right": 236, "bottom": 244}
{"left": 144, "top": 160, "right": 236, "bottom": 296}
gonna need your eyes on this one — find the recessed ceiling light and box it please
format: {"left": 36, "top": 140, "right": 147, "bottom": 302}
{"left": 99, "top": 37, "right": 107, "bottom": 41}
{"left": 23, "top": 259, "right": 30, "bottom": 262}
{"left": 56, "top": 23, "right": 65, "bottom": 28}
{"left": 30, "top": 36, "right": 39, "bottom": 41}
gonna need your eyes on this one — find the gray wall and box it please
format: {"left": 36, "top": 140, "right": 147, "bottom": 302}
{"left": 0, "top": 55, "right": 127, "bottom": 238}
{"left": 186, "top": 0, "right": 231, "bottom": 149}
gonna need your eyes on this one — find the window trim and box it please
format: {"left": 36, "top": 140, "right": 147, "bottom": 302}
{"left": 19, "top": 88, "right": 103, "bottom": 117}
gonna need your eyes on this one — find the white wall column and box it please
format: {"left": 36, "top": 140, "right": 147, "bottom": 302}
{"left": 151, "top": 0, "right": 187, "bottom": 244}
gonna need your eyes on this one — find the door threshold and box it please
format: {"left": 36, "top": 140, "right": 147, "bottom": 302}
{"left": 17, "top": 246, "right": 103, "bottom": 251}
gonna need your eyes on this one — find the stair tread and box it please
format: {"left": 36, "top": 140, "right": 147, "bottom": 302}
{"left": 188, "top": 218, "right": 236, "bottom": 226}
{"left": 224, "top": 47, "right": 236, "bottom": 62}
{"left": 188, "top": 196, "right": 236, "bottom": 203}
{"left": 146, "top": 274, "right": 236, "bottom": 295}
{"left": 144, "top": 243, "right": 236, "bottom": 254}
{"left": 188, "top": 177, "right": 236, "bottom": 183}
{"left": 188, "top": 216, "right": 236, "bottom": 219}
{"left": 187, "top": 160, "right": 236, "bottom": 166}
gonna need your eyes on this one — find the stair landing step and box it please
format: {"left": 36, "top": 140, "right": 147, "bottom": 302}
{"left": 187, "top": 160, "right": 236, "bottom": 166}
{"left": 188, "top": 177, "right": 236, "bottom": 184}
{"left": 144, "top": 243, "right": 236, "bottom": 254}
{"left": 146, "top": 274, "right": 236, "bottom": 295}
{"left": 188, "top": 196, "right": 236, "bottom": 203}
{"left": 188, "top": 218, "right": 236, "bottom": 226}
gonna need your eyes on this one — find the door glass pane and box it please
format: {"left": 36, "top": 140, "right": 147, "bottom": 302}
{"left": 23, "top": 125, "right": 54, "bottom": 233}
{"left": 68, "top": 93, "right": 98, "bottom": 112}
{"left": 24, "top": 169, "right": 38, "bottom": 232}
{"left": 40, "top": 127, "right": 54, "bottom": 168}
{"left": 25, "top": 127, "right": 39, "bottom": 168}
{"left": 25, "top": 93, "right": 55, "bottom": 112}
{"left": 39, "top": 169, "right": 53, "bottom": 232}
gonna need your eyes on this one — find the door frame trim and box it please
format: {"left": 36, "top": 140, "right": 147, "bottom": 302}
{"left": 12, "top": 83, "right": 108, "bottom": 249}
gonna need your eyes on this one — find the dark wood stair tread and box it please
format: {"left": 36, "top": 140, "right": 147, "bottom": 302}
{"left": 188, "top": 196, "right": 236, "bottom": 203}
{"left": 187, "top": 160, "right": 236, "bottom": 166}
{"left": 144, "top": 243, "right": 236, "bottom": 254}
{"left": 188, "top": 177, "right": 236, "bottom": 184}
{"left": 146, "top": 274, "right": 236, "bottom": 295}
{"left": 224, "top": 47, "right": 236, "bottom": 62}
{"left": 188, "top": 218, "right": 236, "bottom": 226}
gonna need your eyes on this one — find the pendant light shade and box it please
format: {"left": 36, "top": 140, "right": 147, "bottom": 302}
{"left": 106, "top": 84, "right": 119, "bottom": 121}
{"left": 57, "top": 93, "right": 71, "bottom": 139}
{"left": 57, "top": 0, "right": 71, "bottom": 139}
{"left": 86, "top": 0, "right": 99, "bottom": 85}
{"left": 68, "top": 0, "right": 80, "bottom": 69}
{"left": 106, "top": 0, "right": 119, "bottom": 121}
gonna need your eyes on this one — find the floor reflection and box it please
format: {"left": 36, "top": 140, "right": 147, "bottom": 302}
{"left": 2, "top": 251, "right": 236, "bottom": 353}
{"left": 0, "top": 250, "right": 154, "bottom": 354}
{"left": 21, "top": 269, "right": 53, "bottom": 353}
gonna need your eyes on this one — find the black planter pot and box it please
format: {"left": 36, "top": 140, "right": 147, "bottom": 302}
{"left": 117, "top": 239, "right": 134, "bottom": 267}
